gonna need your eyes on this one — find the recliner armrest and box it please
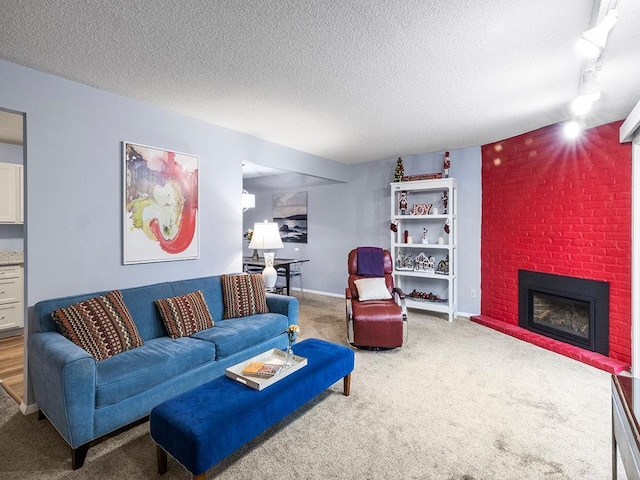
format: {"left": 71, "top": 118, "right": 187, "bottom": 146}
{"left": 391, "top": 287, "right": 405, "bottom": 299}
{"left": 345, "top": 288, "right": 354, "bottom": 343}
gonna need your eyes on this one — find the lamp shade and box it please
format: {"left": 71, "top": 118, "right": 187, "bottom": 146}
{"left": 248, "top": 221, "right": 284, "bottom": 250}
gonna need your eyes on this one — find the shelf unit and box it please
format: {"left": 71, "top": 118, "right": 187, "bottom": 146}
{"left": 390, "top": 178, "right": 457, "bottom": 321}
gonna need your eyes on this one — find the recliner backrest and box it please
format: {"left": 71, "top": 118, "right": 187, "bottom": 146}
{"left": 347, "top": 248, "right": 395, "bottom": 299}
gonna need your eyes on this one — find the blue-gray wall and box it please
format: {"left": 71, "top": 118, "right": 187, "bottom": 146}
{"left": 244, "top": 147, "right": 482, "bottom": 315}
{"left": 0, "top": 59, "right": 345, "bottom": 406}
{"left": 0, "top": 141, "right": 24, "bottom": 251}
{"left": 0, "top": 59, "right": 343, "bottom": 305}
{"left": 0, "top": 58, "right": 481, "bottom": 406}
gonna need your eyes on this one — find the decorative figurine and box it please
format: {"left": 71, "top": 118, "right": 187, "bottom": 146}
{"left": 395, "top": 251, "right": 414, "bottom": 270}
{"left": 426, "top": 255, "right": 436, "bottom": 273}
{"left": 421, "top": 228, "right": 428, "bottom": 244}
{"left": 441, "top": 190, "right": 448, "bottom": 214}
{"left": 443, "top": 151, "right": 450, "bottom": 178}
{"left": 393, "top": 157, "right": 405, "bottom": 182}
{"left": 414, "top": 252, "right": 428, "bottom": 271}
{"left": 399, "top": 191, "right": 408, "bottom": 214}
{"left": 436, "top": 254, "right": 449, "bottom": 275}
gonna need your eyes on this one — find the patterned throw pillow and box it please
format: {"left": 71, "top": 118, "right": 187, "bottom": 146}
{"left": 155, "top": 290, "right": 214, "bottom": 339}
{"left": 221, "top": 273, "right": 269, "bottom": 319}
{"left": 51, "top": 290, "right": 144, "bottom": 361}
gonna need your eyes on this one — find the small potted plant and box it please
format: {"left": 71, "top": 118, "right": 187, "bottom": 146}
{"left": 244, "top": 228, "right": 258, "bottom": 260}
{"left": 285, "top": 325, "right": 300, "bottom": 365}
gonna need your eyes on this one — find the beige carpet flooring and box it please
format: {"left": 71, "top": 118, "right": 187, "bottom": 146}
{"left": 0, "top": 292, "right": 625, "bottom": 479}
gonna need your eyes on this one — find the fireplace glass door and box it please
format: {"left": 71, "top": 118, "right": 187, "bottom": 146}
{"left": 531, "top": 292, "right": 590, "bottom": 341}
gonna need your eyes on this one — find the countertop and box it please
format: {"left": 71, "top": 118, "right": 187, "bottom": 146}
{"left": 0, "top": 250, "right": 24, "bottom": 266}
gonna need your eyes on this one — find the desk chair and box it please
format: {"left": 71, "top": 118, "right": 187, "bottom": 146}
{"left": 276, "top": 247, "right": 304, "bottom": 294}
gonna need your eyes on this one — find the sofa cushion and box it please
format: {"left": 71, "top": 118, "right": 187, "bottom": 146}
{"left": 169, "top": 276, "right": 224, "bottom": 321}
{"left": 51, "top": 290, "right": 144, "bottom": 361}
{"left": 191, "top": 312, "right": 288, "bottom": 359}
{"left": 95, "top": 336, "right": 216, "bottom": 407}
{"left": 221, "top": 274, "right": 268, "bottom": 319}
{"left": 155, "top": 290, "right": 214, "bottom": 339}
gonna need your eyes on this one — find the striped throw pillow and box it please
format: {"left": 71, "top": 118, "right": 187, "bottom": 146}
{"left": 155, "top": 290, "right": 214, "bottom": 339}
{"left": 51, "top": 290, "right": 143, "bottom": 361}
{"left": 221, "top": 274, "right": 269, "bottom": 319}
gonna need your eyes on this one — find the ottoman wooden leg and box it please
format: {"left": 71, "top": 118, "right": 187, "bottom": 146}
{"left": 343, "top": 373, "right": 351, "bottom": 396}
{"left": 157, "top": 445, "right": 168, "bottom": 475}
{"left": 193, "top": 474, "right": 206, "bottom": 480}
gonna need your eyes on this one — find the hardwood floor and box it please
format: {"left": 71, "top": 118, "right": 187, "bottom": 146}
{"left": 0, "top": 334, "right": 24, "bottom": 404}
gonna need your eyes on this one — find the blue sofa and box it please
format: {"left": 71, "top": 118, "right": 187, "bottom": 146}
{"left": 28, "top": 275, "right": 299, "bottom": 469}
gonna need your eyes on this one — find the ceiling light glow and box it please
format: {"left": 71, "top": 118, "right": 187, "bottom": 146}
{"left": 564, "top": 121, "right": 581, "bottom": 139}
{"left": 571, "top": 96, "right": 594, "bottom": 115}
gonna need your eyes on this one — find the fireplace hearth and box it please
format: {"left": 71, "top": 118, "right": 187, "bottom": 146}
{"left": 518, "top": 270, "right": 609, "bottom": 355}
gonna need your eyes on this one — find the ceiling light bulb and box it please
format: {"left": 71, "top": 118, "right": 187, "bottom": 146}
{"left": 564, "top": 121, "right": 581, "bottom": 139}
{"left": 576, "top": 9, "right": 618, "bottom": 59}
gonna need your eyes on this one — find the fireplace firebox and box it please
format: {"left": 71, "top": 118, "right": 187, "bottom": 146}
{"left": 518, "top": 270, "right": 609, "bottom": 355}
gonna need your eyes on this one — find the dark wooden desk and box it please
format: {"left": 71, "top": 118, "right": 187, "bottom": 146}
{"left": 242, "top": 257, "right": 309, "bottom": 296}
{"left": 612, "top": 374, "right": 640, "bottom": 479}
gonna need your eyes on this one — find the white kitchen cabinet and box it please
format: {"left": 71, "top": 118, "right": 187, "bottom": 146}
{"left": 0, "top": 163, "right": 23, "bottom": 224}
{"left": 0, "top": 264, "right": 24, "bottom": 331}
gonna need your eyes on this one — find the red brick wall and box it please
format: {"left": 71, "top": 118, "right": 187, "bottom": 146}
{"left": 481, "top": 120, "right": 632, "bottom": 364}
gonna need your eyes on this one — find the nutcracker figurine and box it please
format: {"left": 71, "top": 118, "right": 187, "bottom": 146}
{"left": 399, "top": 191, "right": 408, "bottom": 214}
{"left": 441, "top": 190, "right": 448, "bottom": 214}
{"left": 443, "top": 151, "right": 450, "bottom": 178}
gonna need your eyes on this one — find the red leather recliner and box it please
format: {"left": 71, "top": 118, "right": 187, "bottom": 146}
{"left": 345, "top": 248, "right": 408, "bottom": 348}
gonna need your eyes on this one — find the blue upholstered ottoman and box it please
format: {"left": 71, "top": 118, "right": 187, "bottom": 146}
{"left": 150, "top": 338, "right": 355, "bottom": 479}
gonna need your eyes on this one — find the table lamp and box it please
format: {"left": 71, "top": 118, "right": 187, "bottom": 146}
{"left": 248, "top": 220, "right": 284, "bottom": 288}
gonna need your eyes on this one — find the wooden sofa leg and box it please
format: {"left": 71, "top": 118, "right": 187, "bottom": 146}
{"left": 37, "top": 410, "right": 46, "bottom": 421}
{"left": 71, "top": 443, "right": 90, "bottom": 470}
{"left": 343, "top": 373, "right": 351, "bottom": 396}
{"left": 157, "top": 445, "right": 168, "bottom": 474}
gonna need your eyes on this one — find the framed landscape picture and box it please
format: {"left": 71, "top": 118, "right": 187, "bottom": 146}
{"left": 273, "top": 191, "right": 307, "bottom": 243}
{"left": 123, "top": 142, "right": 199, "bottom": 264}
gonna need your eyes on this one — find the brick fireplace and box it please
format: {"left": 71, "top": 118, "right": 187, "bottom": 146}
{"left": 471, "top": 120, "right": 632, "bottom": 373}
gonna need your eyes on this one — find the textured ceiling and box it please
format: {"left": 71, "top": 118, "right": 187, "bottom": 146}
{"left": 1, "top": 0, "right": 639, "bottom": 164}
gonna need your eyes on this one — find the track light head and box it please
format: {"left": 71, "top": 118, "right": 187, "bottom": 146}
{"left": 576, "top": 9, "right": 618, "bottom": 59}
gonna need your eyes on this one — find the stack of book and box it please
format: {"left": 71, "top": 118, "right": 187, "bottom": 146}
{"left": 241, "top": 361, "right": 284, "bottom": 378}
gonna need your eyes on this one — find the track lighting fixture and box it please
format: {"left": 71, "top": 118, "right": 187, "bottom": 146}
{"left": 571, "top": 70, "right": 601, "bottom": 116}
{"left": 576, "top": 9, "right": 618, "bottom": 59}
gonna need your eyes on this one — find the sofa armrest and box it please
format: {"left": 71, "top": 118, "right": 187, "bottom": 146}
{"left": 266, "top": 294, "right": 299, "bottom": 326}
{"left": 28, "top": 332, "right": 97, "bottom": 447}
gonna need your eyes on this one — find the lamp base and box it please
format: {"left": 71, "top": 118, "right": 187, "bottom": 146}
{"left": 262, "top": 252, "right": 277, "bottom": 288}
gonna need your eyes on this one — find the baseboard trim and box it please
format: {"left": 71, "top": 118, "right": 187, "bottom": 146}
{"left": 20, "top": 401, "right": 38, "bottom": 415}
{"left": 0, "top": 327, "right": 23, "bottom": 339}
{"left": 295, "top": 288, "right": 343, "bottom": 299}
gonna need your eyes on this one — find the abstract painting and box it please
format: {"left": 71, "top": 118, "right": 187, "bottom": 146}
{"left": 123, "top": 142, "right": 199, "bottom": 264}
{"left": 273, "top": 191, "right": 307, "bottom": 243}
